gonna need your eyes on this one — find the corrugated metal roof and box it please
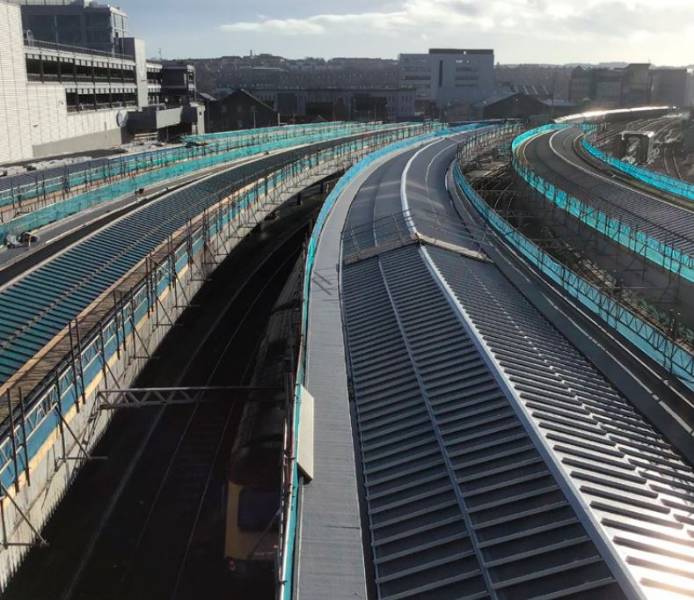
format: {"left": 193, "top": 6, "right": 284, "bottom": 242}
{"left": 341, "top": 245, "right": 627, "bottom": 599}
{"left": 332, "top": 126, "right": 694, "bottom": 600}
{"left": 427, "top": 244, "right": 694, "bottom": 599}
{"left": 0, "top": 139, "right": 349, "bottom": 385}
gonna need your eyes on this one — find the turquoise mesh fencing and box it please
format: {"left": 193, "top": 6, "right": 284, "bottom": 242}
{"left": 182, "top": 121, "right": 378, "bottom": 144}
{"left": 454, "top": 160, "right": 694, "bottom": 392}
{"left": 511, "top": 126, "right": 694, "bottom": 283}
{"left": 0, "top": 122, "right": 385, "bottom": 212}
{"left": 0, "top": 121, "right": 442, "bottom": 555}
{"left": 0, "top": 122, "right": 412, "bottom": 243}
{"left": 581, "top": 138, "right": 694, "bottom": 201}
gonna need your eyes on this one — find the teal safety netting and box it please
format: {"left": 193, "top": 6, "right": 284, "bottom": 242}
{"left": 0, "top": 122, "right": 375, "bottom": 211}
{"left": 455, "top": 144, "right": 694, "bottom": 392}
{"left": 511, "top": 126, "right": 694, "bottom": 283}
{"left": 0, "top": 122, "right": 409, "bottom": 243}
{"left": 581, "top": 138, "right": 694, "bottom": 201}
{"left": 181, "top": 120, "right": 378, "bottom": 144}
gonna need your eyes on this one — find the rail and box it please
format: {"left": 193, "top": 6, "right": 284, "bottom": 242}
{"left": 0, "top": 122, "right": 409, "bottom": 243}
{"left": 23, "top": 38, "right": 133, "bottom": 61}
{"left": 581, "top": 137, "right": 694, "bottom": 201}
{"left": 181, "top": 120, "right": 384, "bottom": 144}
{"left": 0, "top": 122, "right": 391, "bottom": 212}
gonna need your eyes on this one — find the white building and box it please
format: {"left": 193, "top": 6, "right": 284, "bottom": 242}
{"left": 0, "top": 0, "right": 203, "bottom": 165}
{"left": 398, "top": 48, "right": 496, "bottom": 114}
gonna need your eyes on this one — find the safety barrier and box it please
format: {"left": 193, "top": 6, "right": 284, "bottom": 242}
{"left": 0, "top": 123, "right": 411, "bottom": 243}
{"left": 0, "top": 122, "right": 384, "bottom": 212}
{"left": 182, "top": 120, "right": 381, "bottom": 144}
{"left": 581, "top": 137, "right": 694, "bottom": 201}
{"left": 511, "top": 123, "right": 568, "bottom": 154}
{"left": 511, "top": 126, "right": 694, "bottom": 283}
{"left": 0, "top": 122, "right": 368, "bottom": 212}
{"left": 454, "top": 160, "right": 694, "bottom": 392}
{"left": 279, "top": 123, "right": 484, "bottom": 600}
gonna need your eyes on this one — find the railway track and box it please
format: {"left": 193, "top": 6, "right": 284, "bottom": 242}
{"left": 662, "top": 145, "right": 684, "bottom": 180}
{"left": 114, "top": 249, "right": 299, "bottom": 600}
{"left": 72, "top": 230, "right": 304, "bottom": 600}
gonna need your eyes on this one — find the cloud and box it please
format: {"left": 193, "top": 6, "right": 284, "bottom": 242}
{"left": 221, "top": 0, "right": 483, "bottom": 35}
{"left": 220, "top": 0, "right": 693, "bottom": 41}
{"left": 226, "top": 18, "right": 326, "bottom": 35}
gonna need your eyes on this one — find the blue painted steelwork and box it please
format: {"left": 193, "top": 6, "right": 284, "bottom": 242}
{"left": 512, "top": 126, "right": 694, "bottom": 283}
{"left": 581, "top": 138, "right": 694, "bottom": 201}
{"left": 454, "top": 157, "right": 694, "bottom": 392}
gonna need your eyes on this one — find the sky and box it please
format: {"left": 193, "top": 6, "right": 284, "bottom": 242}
{"left": 116, "top": 0, "right": 694, "bottom": 66}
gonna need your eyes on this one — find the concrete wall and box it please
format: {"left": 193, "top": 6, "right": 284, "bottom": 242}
{"left": 32, "top": 125, "right": 124, "bottom": 158}
{"left": 26, "top": 82, "right": 125, "bottom": 154}
{"left": 0, "top": 2, "right": 33, "bottom": 163}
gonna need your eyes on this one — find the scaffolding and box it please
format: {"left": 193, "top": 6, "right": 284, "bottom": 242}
{"left": 0, "top": 121, "right": 429, "bottom": 242}
{"left": 511, "top": 126, "right": 694, "bottom": 282}
{"left": 0, "top": 122, "right": 436, "bottom": 552}
{"left": 453, "top": 130, "right": 694, "bottom": 390}
{"left": 582, "top": 124, "right": 694, "bottom": 201}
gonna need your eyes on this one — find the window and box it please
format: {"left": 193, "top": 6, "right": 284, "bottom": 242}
{"left": 237, "top": 488, "right": 280, "bottom": 532}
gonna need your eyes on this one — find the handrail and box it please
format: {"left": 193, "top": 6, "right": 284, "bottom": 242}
{"left": 0, "top": 123, "right": 412, "bottom": 242}
{"left": 454, "top": 135, "right": 694, "bottom": 392}
{"left": 581, "top": 137, "right": 694, "bottom": 201}
{"left": 24, "top": 38, "right": 132, "bottom": 61}
{"left": 0, "top": 122, "right": 398, "bottom": 213}
{"left": 511, "top": 126, "right": 694, "bottom": 283}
